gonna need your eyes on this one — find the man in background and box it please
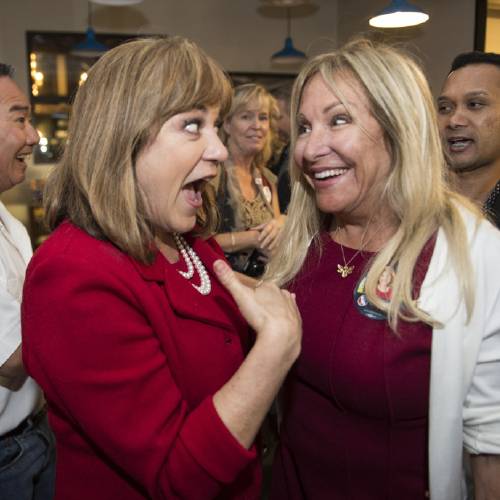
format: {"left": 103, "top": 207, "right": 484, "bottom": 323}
{"left": 437, "top": 51, "right": 500, "bottom": 227}
{"left": 0, "top": 62, "right": 55, "bottom": 499}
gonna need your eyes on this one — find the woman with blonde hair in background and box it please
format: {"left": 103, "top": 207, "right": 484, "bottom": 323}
{"left": 213, "top": 83, "right": 285, "bottom": 277}
{"left": 267, "top": 39, "right": 500, "bottom": 499}
{"left": 21, "top": 37, "right": 301, "bottom": 500}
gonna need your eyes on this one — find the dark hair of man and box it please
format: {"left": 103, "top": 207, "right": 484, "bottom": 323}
{"left": 450, "top": 51, "right": 500, "bottom": 73}
{"left": 0, "top": 63, "right": 14, "bottom": 78}
{"left": 271, "top": 82, "right": 293, "bottom": 106}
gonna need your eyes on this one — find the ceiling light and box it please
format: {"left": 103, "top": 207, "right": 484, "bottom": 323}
{"left": 271, "top": 7, "right": 307, "bottom": 65}
{"left": 71, "top": 1, "right": 108, "bottom": 58}
{"left": 369, "top": 0, "right": 429, "bottom": 28}
{"left": 72, "top": 27, "right": 108, "bottom": 58}
{"left": 272, "top": 37, "right": 306, "bottom": 65}
{"left": 261, "top": 0, "right": 310, "bottom": 5}
{"left": 89, "top": 0, "right": 143, "bottom": 5}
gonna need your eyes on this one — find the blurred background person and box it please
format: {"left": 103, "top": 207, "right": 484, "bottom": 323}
{"left": 213, "top": 83, "right": 284, "bottom": 278}
{"left": 270, "top": 82, "right": 293, "bottom": 213}
{"left": 21, "top": 37, "right": 301, "bottom": 500}
{"left": 267, "top": 40, "right": 500, "bottom": 500}
{"left": 0, "top": 62, "right": 55, "bottom": 500}
{"left": 437, "top": 51, "right": 500, "bottom": 228}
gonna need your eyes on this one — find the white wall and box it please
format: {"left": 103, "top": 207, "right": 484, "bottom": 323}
{"left": 0, "top": 0, "right": 479, "bottom": 217}
{"left": 337, "top": 0, "right": 476, "bottom": 96}
{"left": 0, "top": 0, "right": 338, "bottom": 97}
{"left": 0, "top": 0, "right": 475, "bottom": 110}
{"left": 0, "top": 0, "right": 338, "bottom": 212}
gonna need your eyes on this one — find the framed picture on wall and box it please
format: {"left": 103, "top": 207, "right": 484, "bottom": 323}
{"left": 475, "top": 0, "right": 500, "bottom": 51}
{"left": 26, "top": 32, "right": 299, "bottom": 166}
{"left": 26, "top": 30, "right": 145, "bottom": 164}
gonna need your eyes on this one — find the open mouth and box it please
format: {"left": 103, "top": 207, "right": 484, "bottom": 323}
{"left": 312, "top": 168, "right": 348, "bottom": 181}
{"left": 15, "top": 153, "right": 31, "bottom": 164}
{"left": 182, "top": 179, "right": 206, "bottom": 208}
{"left": 448, "top": 137, "right": 473, "bottom": 152}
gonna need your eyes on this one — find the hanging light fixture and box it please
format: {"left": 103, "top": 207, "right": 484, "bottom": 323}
{"left": 72, "top": 1, "right": 108, "bottom": 58}
{"left": 369, "top": 0, "right": 429, "bottom": 28}
{"left": 271, "top": 7, "right": 307, "bottom": 65}
{"left": 89, "top": 0, "right": 143, "bottom": 5}
{"left": 262, "top": 0, "right": 308, "bottom": 5}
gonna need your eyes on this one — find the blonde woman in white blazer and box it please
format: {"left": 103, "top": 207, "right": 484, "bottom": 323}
{"left": 266, "top": 39, "right": 500, "bottom": 500}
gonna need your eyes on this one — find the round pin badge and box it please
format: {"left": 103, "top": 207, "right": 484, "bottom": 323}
{"left": 353, "top": 267, "right": 394, "bottom": 321}
{"left": 262, "top": 186, "right": 272, "bottom": 203}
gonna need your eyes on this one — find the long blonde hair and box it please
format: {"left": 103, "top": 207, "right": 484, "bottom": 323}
{"left": 266, "top": 39, "right": 479, "bottom": 330}
{"left": 219, "top": 84, "right": 279, "bottom": 228}
{"left": 44, "top": 36, "right": 232, "bottom": 263}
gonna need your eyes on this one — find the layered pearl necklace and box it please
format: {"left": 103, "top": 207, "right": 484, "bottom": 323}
{"left": 173, "top": 233, "right": 211, "bottom": 295}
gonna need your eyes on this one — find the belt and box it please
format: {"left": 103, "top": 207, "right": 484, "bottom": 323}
{"left": 0, "top": 406, "right": 47, "bottom": 441}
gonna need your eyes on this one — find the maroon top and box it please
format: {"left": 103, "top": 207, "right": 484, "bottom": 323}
{"left": 271, "top": 233, "right": 435, "bottom": 500}
{"left": 22, "top": 221, "right": 261, "bottom": 500}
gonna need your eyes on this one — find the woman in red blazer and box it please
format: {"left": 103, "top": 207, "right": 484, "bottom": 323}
{"left": 21, "top": 37, "right": 301, "bottom": 500}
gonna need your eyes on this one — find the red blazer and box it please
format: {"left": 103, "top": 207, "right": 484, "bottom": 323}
{"left": 22, "top": 221, "right": 261, "bottom": 499}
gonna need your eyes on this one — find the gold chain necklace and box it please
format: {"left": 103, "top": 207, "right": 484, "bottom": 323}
{"left": 337, "top": 243, "right": 359, "bottom": 278}
{"left": 335, "top": 224, "right": 377, "bottom": 278}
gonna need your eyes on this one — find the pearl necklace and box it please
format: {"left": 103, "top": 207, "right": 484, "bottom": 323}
{"left": 173, "top": 233, "right": 211, "bottom": 295}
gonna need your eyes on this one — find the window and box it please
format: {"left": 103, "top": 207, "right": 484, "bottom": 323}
{"left": 26, "top": 31, "right": 140, "bottom": 164}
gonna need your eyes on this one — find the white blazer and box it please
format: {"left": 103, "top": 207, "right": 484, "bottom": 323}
{"left": 420, "top": 208, "right": 500, "bottom": 499}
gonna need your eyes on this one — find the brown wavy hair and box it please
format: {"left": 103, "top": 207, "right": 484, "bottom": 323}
{"left": 44, "top": 36, "right": 232, "bottom": 263}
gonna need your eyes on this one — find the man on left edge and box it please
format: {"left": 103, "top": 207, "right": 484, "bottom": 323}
{"left": 0, "top": 62, "right": 55, "bottom": 499}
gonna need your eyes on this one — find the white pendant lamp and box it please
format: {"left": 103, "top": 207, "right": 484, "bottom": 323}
{"left": 369, "top": 0, "right": 429, "bottom": 28}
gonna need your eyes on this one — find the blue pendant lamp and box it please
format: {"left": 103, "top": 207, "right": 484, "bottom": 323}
{"left": 72, "top": 1, "right": 108, "bottom": 58}
{"left": 271, "top": 7, "right": 306, "bottom": 65}
{"left": 369, "top": 0, "right": 429, "bottom": 28}
{"left": 72, "top": 28, "right": 108, "bottom": 58}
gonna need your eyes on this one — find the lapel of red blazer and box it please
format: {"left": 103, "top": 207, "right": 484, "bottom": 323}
{"left": 130, "top": 236, "right": 239, "bottom": 333}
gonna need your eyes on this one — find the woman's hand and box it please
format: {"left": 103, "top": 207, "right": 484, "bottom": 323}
{"left": 212, "top": 259, "right": 301, "bottom": 448}
{"left": 253, "top": 215, "right": 286, "bottom": 254}
{"left": 214, "top": 259, "right": 301, "bottom": 362}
